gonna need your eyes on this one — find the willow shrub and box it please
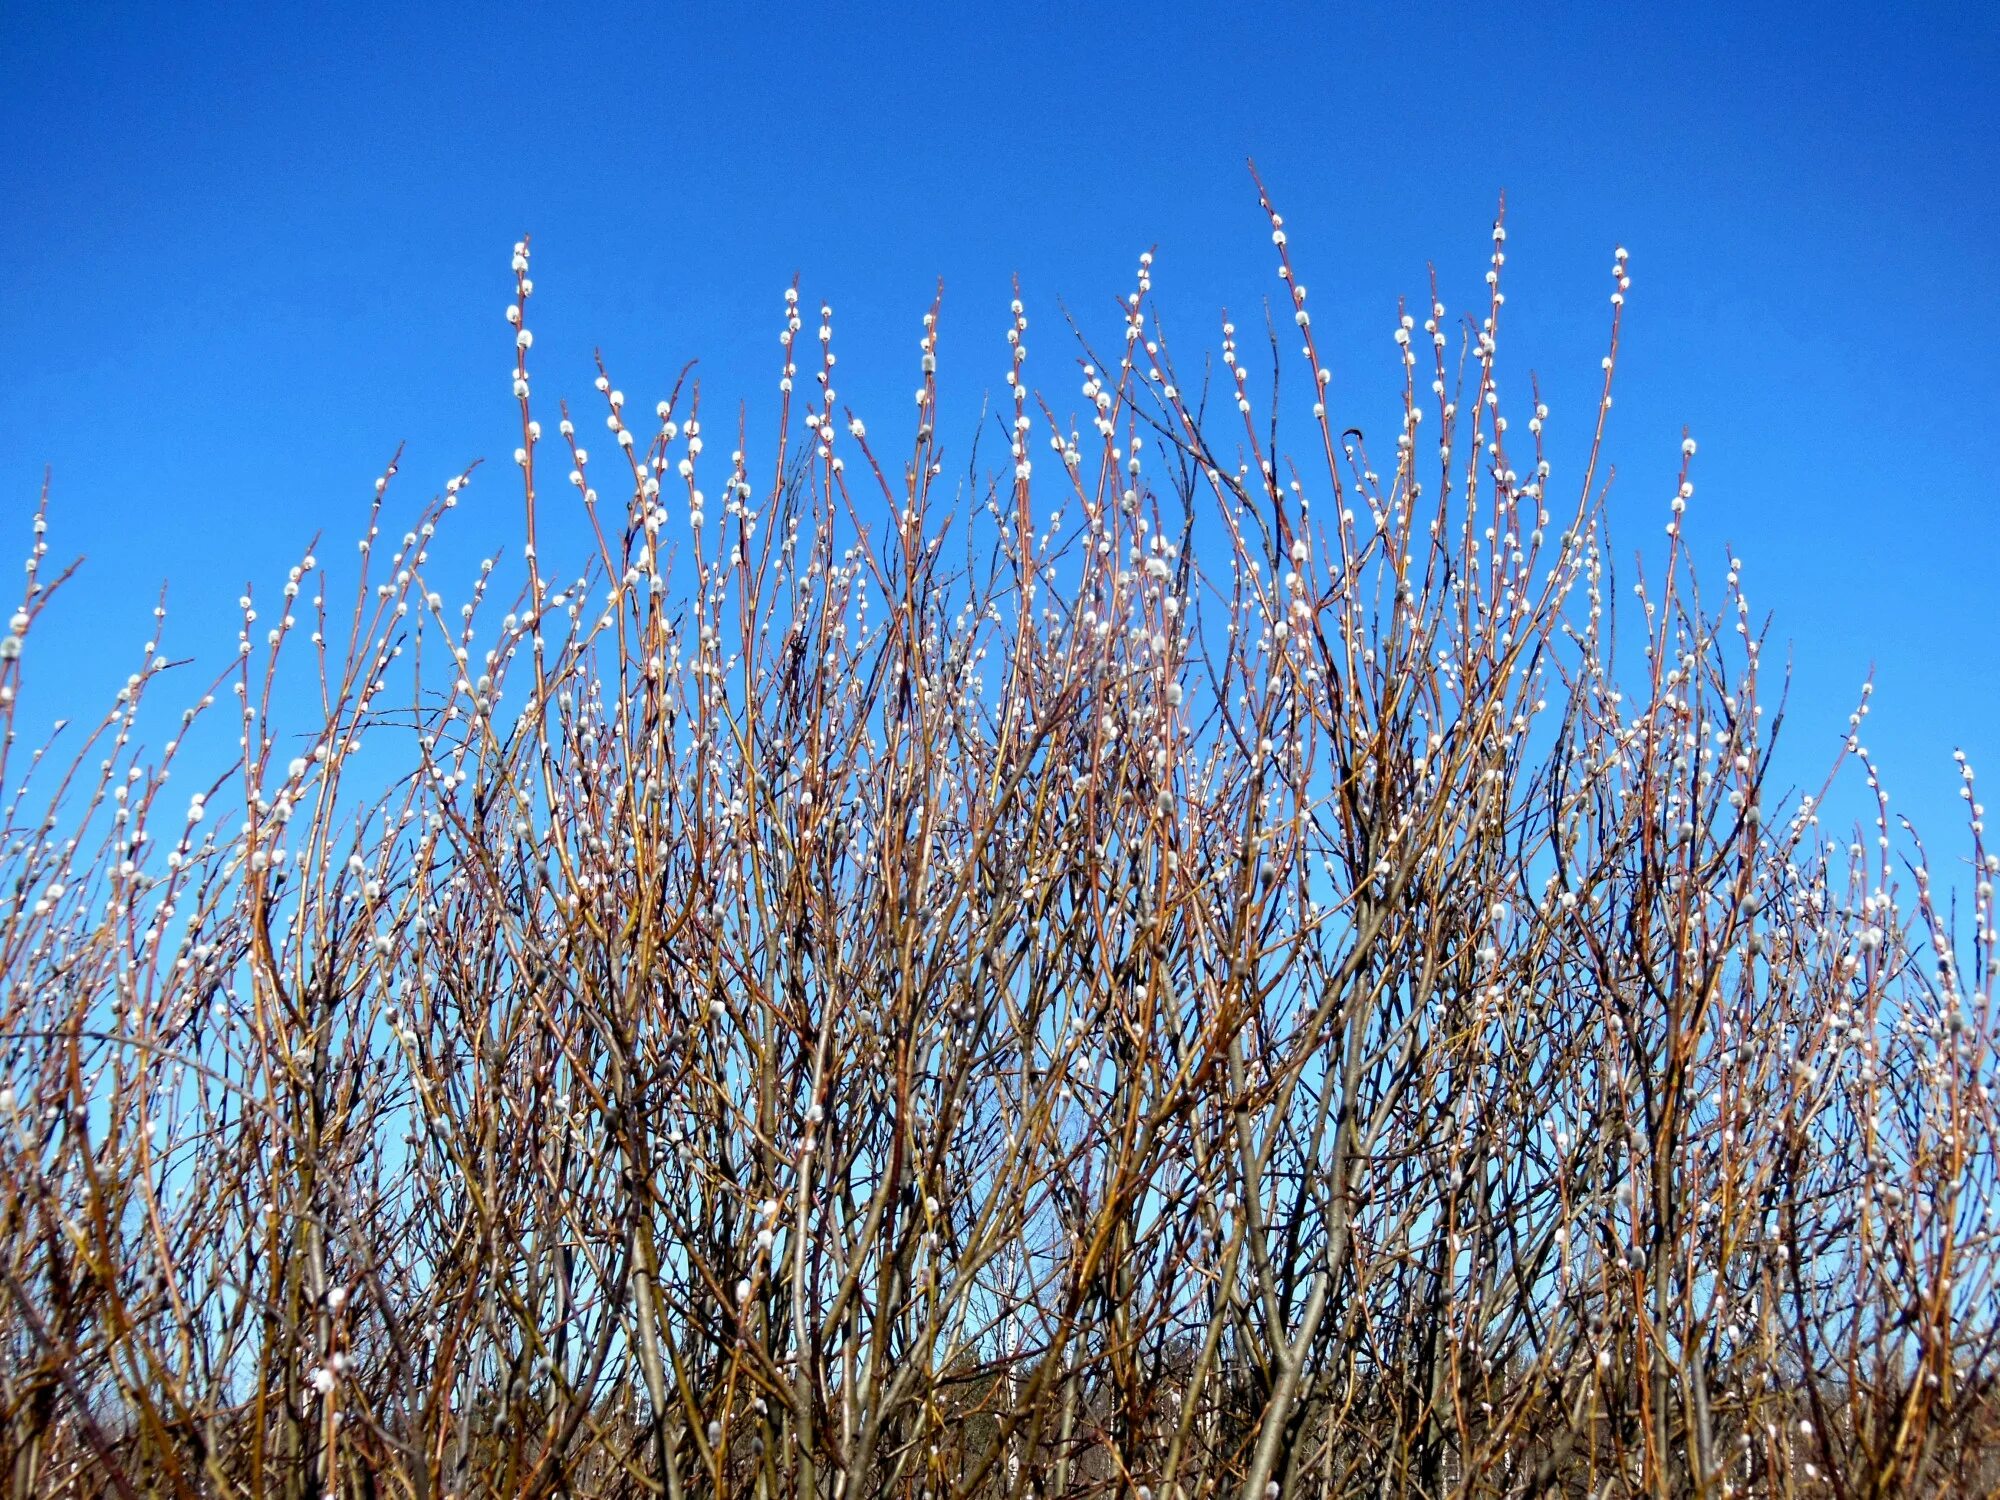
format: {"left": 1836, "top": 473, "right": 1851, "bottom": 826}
{"left": 2, "top": 189, "right": 1996, "bottom": 1499}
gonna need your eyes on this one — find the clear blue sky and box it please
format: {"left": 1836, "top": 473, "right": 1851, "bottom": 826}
{"left": 3, "top": 1, "right": 1995, "bottom": 852}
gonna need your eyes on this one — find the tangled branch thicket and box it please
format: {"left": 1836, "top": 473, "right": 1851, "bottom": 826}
{"left": 2, "top": 193, "right": 1997, "bottom": 1500}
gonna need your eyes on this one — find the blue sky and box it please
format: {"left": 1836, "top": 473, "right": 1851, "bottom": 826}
{"left": 2, "top": 0, "right": 1995, "bottom": 854}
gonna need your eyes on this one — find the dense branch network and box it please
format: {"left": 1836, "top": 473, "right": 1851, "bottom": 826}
{"left": 1, "top": 203, "right": 1995, "bottom": 1500}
